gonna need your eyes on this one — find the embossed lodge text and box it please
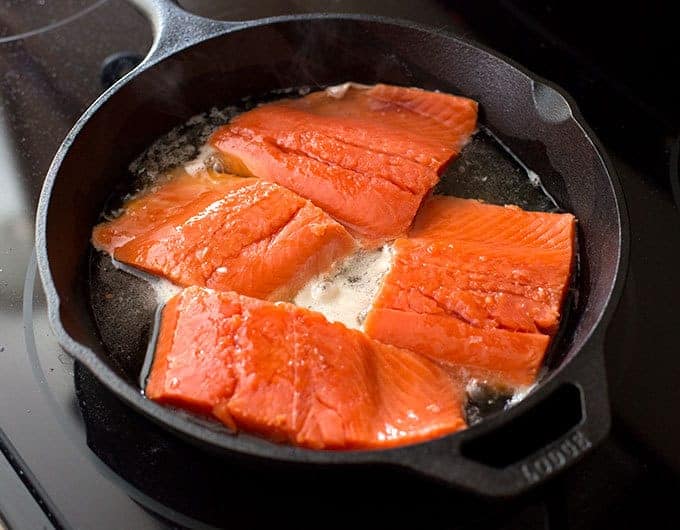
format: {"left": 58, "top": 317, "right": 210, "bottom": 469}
{"left": 520, "top": 430, "right": 592, "bottom": 483}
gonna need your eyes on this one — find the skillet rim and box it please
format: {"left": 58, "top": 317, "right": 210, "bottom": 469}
{"left": 34, "top": 12, "right": 630, "bottom": 474}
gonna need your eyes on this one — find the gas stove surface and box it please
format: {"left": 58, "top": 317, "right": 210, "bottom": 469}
{"left": 1, "top": 1, "right": 679, "bottom": 529}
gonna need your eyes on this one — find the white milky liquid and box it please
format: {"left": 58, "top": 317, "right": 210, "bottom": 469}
{"left": 507, "top": 383, "right": 536, "bottom": 407}
{"left": 111, "top": 258, "right": 181, "bottom": 304}
{"left": 293, "top": 246, "right": 394, "bottom": 330}
{"left": 324, "top": 81, "right": 371, "bottom": 99}
{"left": 183, "top": 144, "right": 219, "bottom": 175}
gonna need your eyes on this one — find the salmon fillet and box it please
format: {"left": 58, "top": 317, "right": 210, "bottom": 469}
{"left": 92, "top": 169, "right": 251, "bottom": 254}
{"left": 365, "top": 197, "right": 575, "bottom": 386}
{"left": 146, "top": 286, "right": 467, "bottom": 449}
{"left": 92, "top": 171, "right": 356, "bottom": 301}
{"left": 210, "top": 83, "right": 478, "bottom": 242}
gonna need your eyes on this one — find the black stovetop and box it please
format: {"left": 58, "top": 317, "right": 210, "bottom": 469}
{"left": 1, "top": 1, "right": 679, "bottom": 529}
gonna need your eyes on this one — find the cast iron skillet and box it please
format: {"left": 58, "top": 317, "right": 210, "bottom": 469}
{"left": 36, "top": 0, "right": 628, "bottom": 497}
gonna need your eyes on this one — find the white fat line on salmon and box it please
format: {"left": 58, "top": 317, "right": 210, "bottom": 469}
{"left": 293, "top": 245, "right": 394, "bottom": 331}
{"left": 110, "top": 257, "right": 181, "bottom": 304}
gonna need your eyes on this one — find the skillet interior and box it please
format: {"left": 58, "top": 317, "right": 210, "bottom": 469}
{"left": 88, "top": 120, "right": 573, "bottom": 423}
{"left": 38, "top": 17, "right": 623, "bottom": 483}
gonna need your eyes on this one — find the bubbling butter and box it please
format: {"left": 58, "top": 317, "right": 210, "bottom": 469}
{"left": 293, "top": 246, "right": 394, "bottom": 330}
{"left": 183, "top": 144, "right": 220, "bottom": 175}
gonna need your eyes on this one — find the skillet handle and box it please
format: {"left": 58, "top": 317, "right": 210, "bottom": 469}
{"left": 398, "top": 338, "right": 610, "bottom": 497}
{"left": 126, "top": 0, "right": 241, "bottom": 66}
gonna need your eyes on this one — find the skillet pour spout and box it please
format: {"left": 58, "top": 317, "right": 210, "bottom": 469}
{"left": 36, "top": 0, "right": 628, "bottom": 497}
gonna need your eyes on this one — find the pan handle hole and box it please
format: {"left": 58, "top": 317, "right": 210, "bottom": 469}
{"left": 460, "top": 383, "right": 583, "bottom": 468}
